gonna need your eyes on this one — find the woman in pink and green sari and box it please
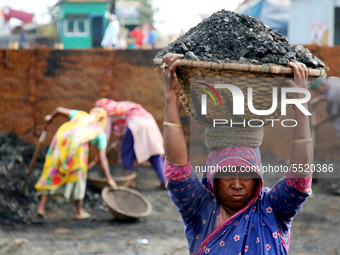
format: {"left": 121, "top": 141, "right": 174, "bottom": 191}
{"left": 95, "top": 98, "right": 166, "bottom": 189}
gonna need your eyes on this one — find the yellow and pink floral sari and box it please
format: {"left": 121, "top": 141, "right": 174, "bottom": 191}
{"left": 35, "top": 108, "right": 106, "bottom": 200}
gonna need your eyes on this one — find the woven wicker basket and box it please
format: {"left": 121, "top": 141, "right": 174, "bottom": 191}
{"left": 154, "top": 58, "right": 327, "bottom": 126}
{"left": 88, "top": 165, "right": 137, "bottom": 190}
{"left": 101, "top": 186, "right": 153, "bottom": 220}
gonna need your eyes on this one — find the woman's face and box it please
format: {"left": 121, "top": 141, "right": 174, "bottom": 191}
{"left": 215, "top": 169, "right": 257, "bottom": 214}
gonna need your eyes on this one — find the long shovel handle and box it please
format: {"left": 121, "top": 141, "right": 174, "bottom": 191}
{"left": 88, "top": 140, "right": 120, "bottom": 170}
{"left": 27, "top": 123, "right": 49, "bottom": 174}
{"left": 22, "top": 123, "right": 49, "bottom": 196}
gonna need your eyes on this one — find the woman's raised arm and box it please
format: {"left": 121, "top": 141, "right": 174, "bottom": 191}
{"left": 45, "top": 107, "right": 72, "bottom": 123}
{"left": 287, "top": 62, "right": 313, "bottom": 170}
{"left": 162, "top": 53, "right": 187, "bottom": 165}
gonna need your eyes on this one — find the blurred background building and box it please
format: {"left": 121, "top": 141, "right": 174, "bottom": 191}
{"left": 0, "top": 6, "right": 58, "bottom": 48}
{"left": 288, "top": 0, "right": 337, "bottom": 47}
{"left": 52, "top": 0, "right": 108, "bottom": 48}
{"left": 235, "top": 0, "right": 290, "bottom": 36}
{"left": 234, "top": 0, "right": 340, "bottom": 47}
{"left": 0, "top": 0, "right": 339, "bottom": 49}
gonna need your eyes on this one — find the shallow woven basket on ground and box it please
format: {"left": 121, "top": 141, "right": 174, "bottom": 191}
{"left": 88, "top": 166, "right": 137, "bottom": 190}
{"left": 88, "top": 173, "right": 137, "bottom": 190}
{"left": 101, "top": 186, "right": 153, "bottom": 220}
{"left": 154, "top": 58, "right": 327, "bottom": 126}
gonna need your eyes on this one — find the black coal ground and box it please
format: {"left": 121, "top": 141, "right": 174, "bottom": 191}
{"left": 156, "top": 10, "right": 325, "bottom": 68}
{"left": 0, "top": 132, "right": 152, "bottom": 225}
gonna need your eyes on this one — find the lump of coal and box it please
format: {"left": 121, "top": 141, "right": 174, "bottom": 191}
{"left": 156, "top": 10, "right": 325, "bottom": 68}
{"left": 185, "top": 51, "right": 199, "bottom": 60}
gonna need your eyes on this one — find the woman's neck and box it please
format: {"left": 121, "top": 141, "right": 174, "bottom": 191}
{"left": 221, "top": 204, "right": 238, "bottom": 219}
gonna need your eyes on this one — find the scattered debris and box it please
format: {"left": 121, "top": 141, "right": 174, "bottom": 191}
{"left": 137, "top": 238, "right": 149, "bottom": 245}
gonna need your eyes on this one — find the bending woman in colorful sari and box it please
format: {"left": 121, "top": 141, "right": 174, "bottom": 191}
{"left": 94, "top": 98, "right": 167, "bottom": 189}
{"left": 35, "top": 107, "right": 117, "bottom": 219}
{"left": 162, "top": 53, "right": 313, "bottom": 254}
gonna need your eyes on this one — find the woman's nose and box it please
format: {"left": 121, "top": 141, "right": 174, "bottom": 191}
{"left": 232, "top": 178, "right": 243, "bottom": 189}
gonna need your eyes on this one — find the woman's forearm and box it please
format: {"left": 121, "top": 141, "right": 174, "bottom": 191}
{"left": 97, "top": 148, "right": 117, "bottom": 189}
{"left": 98, "top": 149, "right": 113, "bottom": 181}
{"left": 289, "top": 104, "right": 313, "bottom": 169}
{"left": 49, "top": 107, "right": 71, "bottom": 120}
{"left": 164, "top": 95, "right": 188, "bottom": 165}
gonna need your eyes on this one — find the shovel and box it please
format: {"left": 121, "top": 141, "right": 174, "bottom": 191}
{"left": 22, "top": 123, "right": 49, "bottom": 197}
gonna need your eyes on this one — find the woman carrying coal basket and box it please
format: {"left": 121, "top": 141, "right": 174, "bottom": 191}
{"left": 94, "top": 98, "right": 167, "bottom": 189}
{"left": 35, "top": 107, "right": 117, "bottom": 219}
{"left": 162, "top": 53, "right": 313, "bottom": 254}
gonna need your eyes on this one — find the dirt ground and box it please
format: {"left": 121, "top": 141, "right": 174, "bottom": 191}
{"left": 1, "top": 161, "right": 340, "bottom": 255}
{"left": 0, "top": 133, "right": 340, "bottom": 255}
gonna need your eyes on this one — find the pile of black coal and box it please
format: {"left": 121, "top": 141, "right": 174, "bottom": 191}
{"left": 156, "top": 10, "right": 325, "bottom": 68}
{"left": 0, "top": 132, "right": 106, "bottom": 225}
{"left": 0, "top": 132, "right": 43, "bottom": 225}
